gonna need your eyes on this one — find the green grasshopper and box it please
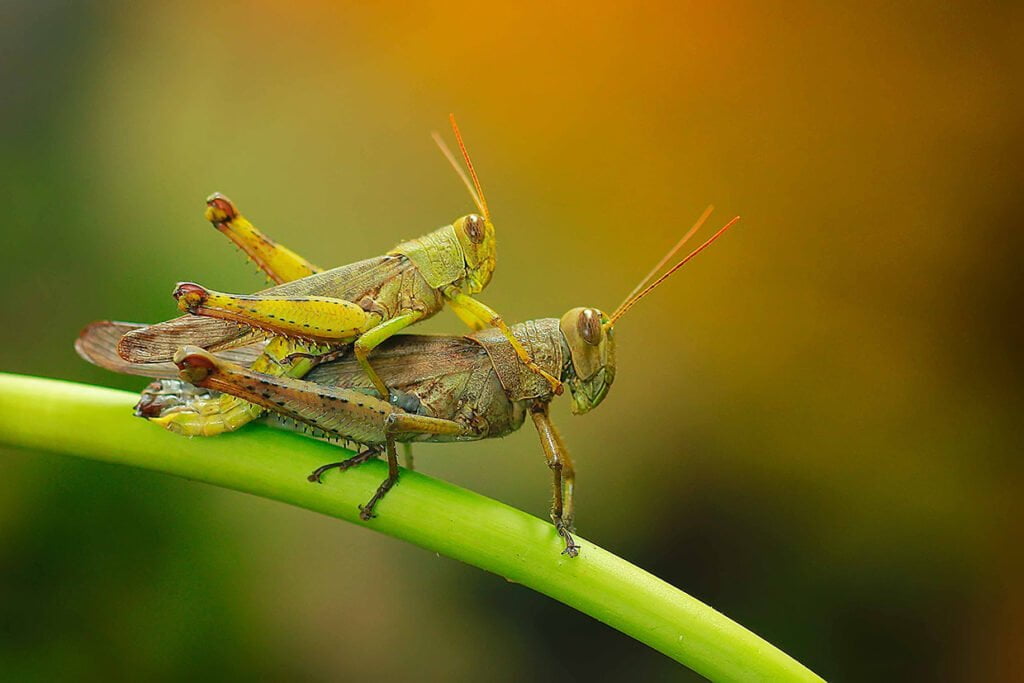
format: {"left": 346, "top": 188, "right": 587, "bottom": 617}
{"left": 155, "top": 210, "right": 740, "bottom": 556}
{"left": 78, "top": 208, "right": 735, "bottom": 553}
{"left": 115, "top": 116, "right": 562, "bottom": 436}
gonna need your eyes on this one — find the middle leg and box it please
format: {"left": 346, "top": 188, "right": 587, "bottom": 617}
{"left": 308, "top": 447, "right": 381, "bottom": 483}
{"left": 352, "top": 312, "right": 424, "bottom": 401}
{"left": 530, "top": 400, "right": 580, "bottom": 557}
{"left": 353, "top": 412, "right": 480, "bottom": 519}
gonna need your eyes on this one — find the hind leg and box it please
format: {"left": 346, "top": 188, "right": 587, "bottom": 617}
{"left": 173, "top": 283, "right": 380, "bottom": 344}
{"left": 204, "top": 193, "right": 322, "bottom": 284}
{"left": 530, "top": 401, "right": 580, "bottom": 557}
{"left": 149, "top": 336, "right": 339, "bottom": 436}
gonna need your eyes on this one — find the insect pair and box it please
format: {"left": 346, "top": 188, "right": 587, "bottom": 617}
{"left": 77, "top": 116, "right": 739, "bottom": 557}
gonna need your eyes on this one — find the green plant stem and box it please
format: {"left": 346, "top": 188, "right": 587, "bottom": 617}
{"left": 0, "top": 373, "right": 822, "bottom": 682}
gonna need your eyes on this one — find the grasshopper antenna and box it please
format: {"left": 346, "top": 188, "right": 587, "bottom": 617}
{"left": 614, "top": 204, "right": 715, "bottom": 315}
{"left": 608, "top": 214, "right": 741, "bottom": 325}
{"left": 449, "top": 114, "right": 490, "bottom": 220}
{"left": 431, "top": 114, "right": 490, "bottom": 220}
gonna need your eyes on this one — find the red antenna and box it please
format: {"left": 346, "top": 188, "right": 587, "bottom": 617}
{"left": 449, "top": 114, "right": 490, "bottom": 220}
{"left": 609, "top": 214, "right": 741, "bottom": 325}
{"left": 613, "top": 204, "right": 714, "bottom": 318}
{"left": 431, "top": 115, "right": 490, "bottom": 220}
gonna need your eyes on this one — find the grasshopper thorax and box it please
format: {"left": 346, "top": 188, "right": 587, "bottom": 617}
{"left": 559, "top": 307, "right": 616, "bottom": 415}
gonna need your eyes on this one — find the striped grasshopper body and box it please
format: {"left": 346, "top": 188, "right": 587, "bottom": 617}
{"left": 81, "top": 316, "right": 587, "bottom": 554}
{"left": 113, "top": 118, "right": 560, "bottom": 436}
{"left": 82, "top": 211, "right": 738, "bottom": 556}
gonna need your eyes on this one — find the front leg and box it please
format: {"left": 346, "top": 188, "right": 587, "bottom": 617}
{"left": 447, "top": 292, "right": 563, "bottom": 395}
{"left": 205, "top": 193, "right": 322, "bottom": 284}
{"left": 529, "top": 401, "right": 579, "bottom": 557}
{"left": 450, "top": 301, "right": 489, "bottom": 331}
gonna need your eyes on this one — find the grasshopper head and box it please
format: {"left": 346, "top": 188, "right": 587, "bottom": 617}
{"left": 560, "top": 307, "right": 616, "bottom": 414}
{"left": 434, "top": 116, "right": 497, "bottom": 294}
{"left": 454, "top": 213, "right": 497, "bottom": 293}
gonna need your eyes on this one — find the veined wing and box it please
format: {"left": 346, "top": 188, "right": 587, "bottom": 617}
{"left": 77, "top": 320, "right": 265, "bottom": 378}
{"left": 307, "top": 333, "right": 486, "bottom": 391}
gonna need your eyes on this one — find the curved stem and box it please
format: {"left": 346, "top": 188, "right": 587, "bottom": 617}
{"left": 0, "top": 373, "right": 822, "bottom": 683}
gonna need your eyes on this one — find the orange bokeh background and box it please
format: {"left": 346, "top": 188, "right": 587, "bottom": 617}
{"left": 2, "top": 2, "right": 1020, "bottom": 679}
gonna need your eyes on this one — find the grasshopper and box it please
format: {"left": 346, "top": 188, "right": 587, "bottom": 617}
{"left": 114, "top": 116, "right": 561, "bottom": 436}
{"left": 157, "top": 210, "right": 740, "bottom": 556}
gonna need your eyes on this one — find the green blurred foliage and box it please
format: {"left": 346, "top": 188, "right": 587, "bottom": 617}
{"left": 1, "top": 1, "right": 1021, "bottom": 680}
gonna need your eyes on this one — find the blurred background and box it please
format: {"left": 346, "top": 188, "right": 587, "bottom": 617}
{"left": 1, "top": 1, "right": 1021, "bottom": 680}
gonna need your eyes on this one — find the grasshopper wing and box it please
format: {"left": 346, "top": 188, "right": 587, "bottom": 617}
{"left": 116, "top": 317, "right": 264, "bottom": 364}
{"left": 307, "top": 334, "right": 486, "bottom": 389}
{"left": 78, "top": 320, "right": 264, "bottom": 378}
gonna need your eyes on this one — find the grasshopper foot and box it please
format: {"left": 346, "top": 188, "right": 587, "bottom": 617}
{"left": 554, "top": 521, "right": 580, "bottom": 558}
{"left": 358, "top": 474, "right": 399, "bottom": 521}
{"left": 307, "top": 448, "right": 379, "bottom": 483}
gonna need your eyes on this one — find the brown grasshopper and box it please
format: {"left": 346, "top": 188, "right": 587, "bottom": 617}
{"left": 155, "top": 210, "right": 740, "bottom": 556}
{"left": 114, "top": 116, "right": 561, "bottom": 436}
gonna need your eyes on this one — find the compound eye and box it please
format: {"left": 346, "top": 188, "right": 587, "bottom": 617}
{"left": 578, "top": 308, "right": 602, "bottom": 346}
{"left": 464, "top": 214, "right": 485, "bottom": 244}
